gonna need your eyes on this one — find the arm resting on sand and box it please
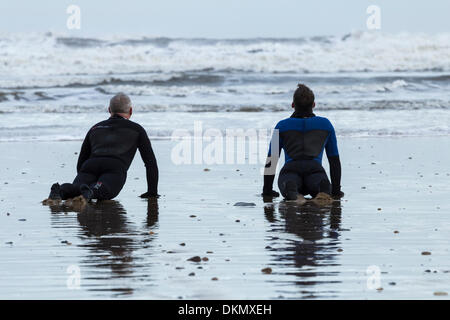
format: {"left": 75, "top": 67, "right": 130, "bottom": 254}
{"left": 328, "top": 155, "right": 342, "bottom": 196}
{"left": 138, "top": 129, "right": 159, "bottom": 196}
{"left": 262, "top": 156, "right": 279, "bottom": 197}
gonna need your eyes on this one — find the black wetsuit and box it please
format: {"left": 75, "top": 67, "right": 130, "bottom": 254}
{"left": 264, "top": 111, "right": 341, "bottom": 198}
{"left": 60, "top": 115, "right": 158, "bottom": 200}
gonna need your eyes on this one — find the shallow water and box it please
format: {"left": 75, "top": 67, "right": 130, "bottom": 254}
{"left": 0, "top": 138, "right": 449, "bottom": 299}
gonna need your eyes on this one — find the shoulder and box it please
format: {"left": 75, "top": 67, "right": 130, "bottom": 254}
{"left": 275, "top": 117, "right": 294, "bottom": 129}
{"left": 127, "top": 120, "right": 149, "bottom": 138}
{"left": 313, "top": 116, "right": 334, "bottom": 131}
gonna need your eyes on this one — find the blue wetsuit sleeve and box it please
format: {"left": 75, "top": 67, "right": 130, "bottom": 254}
{"left": 325, "top": 125, "right": 339, "bottom": 157}
{"left": 77, "top": 131, "right": 91, "bottom": 173}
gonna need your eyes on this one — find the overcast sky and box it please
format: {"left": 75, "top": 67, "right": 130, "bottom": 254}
{"left": 1, "top": 0, "right": 449, "bottom": 38}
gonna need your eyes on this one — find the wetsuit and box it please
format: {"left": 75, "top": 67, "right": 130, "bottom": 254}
{"left": 263, "top": 111, "right": 341, "bottom": 198}
{"left": 59, "top": 115, "right": 158, "bottom": 200}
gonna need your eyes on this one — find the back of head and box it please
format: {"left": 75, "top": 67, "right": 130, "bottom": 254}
{"left": 109, "top": 93, "right": 132, "bottom": 114}
{"left": 293, "top": 84, "right": 315, "bottom": 112}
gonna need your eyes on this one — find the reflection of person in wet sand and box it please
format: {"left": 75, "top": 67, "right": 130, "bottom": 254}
{"left": 264, "top": 200, "right": 342, "bottom": 295}
{"left": 262, "top": 84, "right": 344, "bottom": 204}
{"left": 47, "top": 199, "right": 159, "bottom": 296}
{"left": 44, "top": 93, "right": 159, "bottom": 206}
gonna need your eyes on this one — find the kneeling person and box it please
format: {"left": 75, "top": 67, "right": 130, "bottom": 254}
{"left": 263, "top": 84, "right": 343, "bottom": 201}
{"left": 48, "top": 93, "right": 159, "bottom": 201}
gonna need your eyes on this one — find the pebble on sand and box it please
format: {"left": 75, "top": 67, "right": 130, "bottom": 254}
{"left": 189, "top": 272, "right": 195, "bottom": 276}
{"left": 261, "top": 267, "right": 272, "bottom": 274}
{"left": 234, "top": 202, "right": 256, "bottom": 207}
{"left": 421, "top": 251, "right": 431, "bottom": 255}
{"left": 179, "top": 243, "right": 186, "bottom": 246}
{"left": 202, "top": 257, "right": 209, "bottom": 261}
{"left": 211, "top": 277, "right": 218, "bottom": 281}
{"left": 394, "top": 230, "right": 399, "bottom": 234}
{"left": 203, "top": 168, "right": 210, "bottom": 172}
{"left": 187, "top": 256, "right": 202, "bottom": 262}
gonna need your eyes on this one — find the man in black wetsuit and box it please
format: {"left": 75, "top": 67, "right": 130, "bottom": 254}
{"left": 262, "top": 84, "right": 344, "bottom": 201}
{"left": 48, "top": 93, "right": 159, "bottom": 201}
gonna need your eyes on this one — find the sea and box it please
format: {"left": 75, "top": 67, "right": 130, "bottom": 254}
{"left": 0, "top": 31, "right": 449, "bottom": 141}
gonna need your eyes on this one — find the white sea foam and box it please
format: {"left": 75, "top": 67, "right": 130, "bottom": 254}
{"left": 0, "top": 31, "right": 449, "bottom": 83}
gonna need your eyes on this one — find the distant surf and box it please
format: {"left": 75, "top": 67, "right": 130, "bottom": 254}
{"left": 0, "top": 31, "right": 449, "bottom": 141}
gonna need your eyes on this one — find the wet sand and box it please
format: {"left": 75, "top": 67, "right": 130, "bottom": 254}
{"left": 0, "top": 137, "right": 449, "bottom": 299}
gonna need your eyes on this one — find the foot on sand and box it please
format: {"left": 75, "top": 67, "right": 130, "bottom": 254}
{"left": 80, "top": 184, "right": 94, "bottom": 202}
{"left": 49, "top": 183, "right": 62, "bottom": 200}
{"left": 43, "top": 183, "right": 63, "bottom": 205}
{"left": 312, "top": 192, "right": 333, "bottom": 206}
{"left": 285, "top": 181, "right": 298, "bottom": 201}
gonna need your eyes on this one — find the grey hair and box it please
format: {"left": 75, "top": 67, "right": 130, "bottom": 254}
{"left": 109, "top": 93, "right": 132, "bottom": 114}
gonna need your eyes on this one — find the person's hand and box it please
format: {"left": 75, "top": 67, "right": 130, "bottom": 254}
{"left": 332, "top": 191, "right": 344, "bottom": 199}
{"left": 139, "top": 192, "right": 160, "bottom": 198}
{"left": 261, "top": 190, "right": 280, "bottom": 197}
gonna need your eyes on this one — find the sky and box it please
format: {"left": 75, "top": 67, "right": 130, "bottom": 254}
{"left": 0, "top": 0, "right": 449, "bottom": 38}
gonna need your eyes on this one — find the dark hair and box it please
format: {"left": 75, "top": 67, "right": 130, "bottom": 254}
{"left": 293, "top": 84, "right": 315, "bottom": 111}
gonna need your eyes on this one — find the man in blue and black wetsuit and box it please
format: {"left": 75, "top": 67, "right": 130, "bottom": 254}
{"left": 47, "top": 93, "right": 159, "bottom": 202}
{"left": 262, "top": 84, "right": 344, "bottom": 201}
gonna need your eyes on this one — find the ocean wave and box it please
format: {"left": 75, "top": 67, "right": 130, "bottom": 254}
{"left": 0, "top": 99, "right": 448, "bottom": 114}
{"left": 1, "top": 31, "right": 449, "bottom": 78}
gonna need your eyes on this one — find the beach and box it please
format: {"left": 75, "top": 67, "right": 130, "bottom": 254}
{"left": 1, "top": 137, "right": 449, "bottom": 299}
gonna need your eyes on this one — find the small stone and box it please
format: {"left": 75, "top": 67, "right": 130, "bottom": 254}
{"left": 234, "top": 202, "right": 256, "bottom": 207}
{"left": 188, "top": 272, "right": 195, "bottom": 276}
{"left": 434, "top": 292, "right": 448, "bottom": 296}
{"left": 202, "top": 257, "right": 209, "bottom": 262}
{"left": 149, "top": 231, "right": 155, "bottom": 235}
{"left": 261, "top": 267, "right": 272, "bottom": 274}
{"left": 189, "top": 215, "right": 196, "bottom": 218}
{"left": 394, "top": 230, "right": 399, "bottom": 234}
{"left": 337, "top": 248, "right": 343, "bottom": 252}
{"left": 203, "top": 168, "right": 210, "bottom": 172}
{"left": 187, "top": 256, "right": 201, "bottom": 262}
{"left": 421, "top": 251, "right": 431, "bottom": 255}
{"left": 206, "top": 251, "right": 213, "bottom": 254}
{"left": 179, "top": 243, "right": 186, "bottom": 246}
{"left": 18, "top": 218, "right": 26, "bottom": 221}
{"left": 377, "top": 208, "right": 382, "bottom": 211}
{"left": 389, "top": 282, "right": 396, "bottom": 286}
{"left": 235, "top": 219, "right": 240, "bottom": 222}
{"left": 211, "top": 277, "right": 218, "bottom": 281}
{"left": 376, "top": 287, "right": 383, "bottom": 291}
